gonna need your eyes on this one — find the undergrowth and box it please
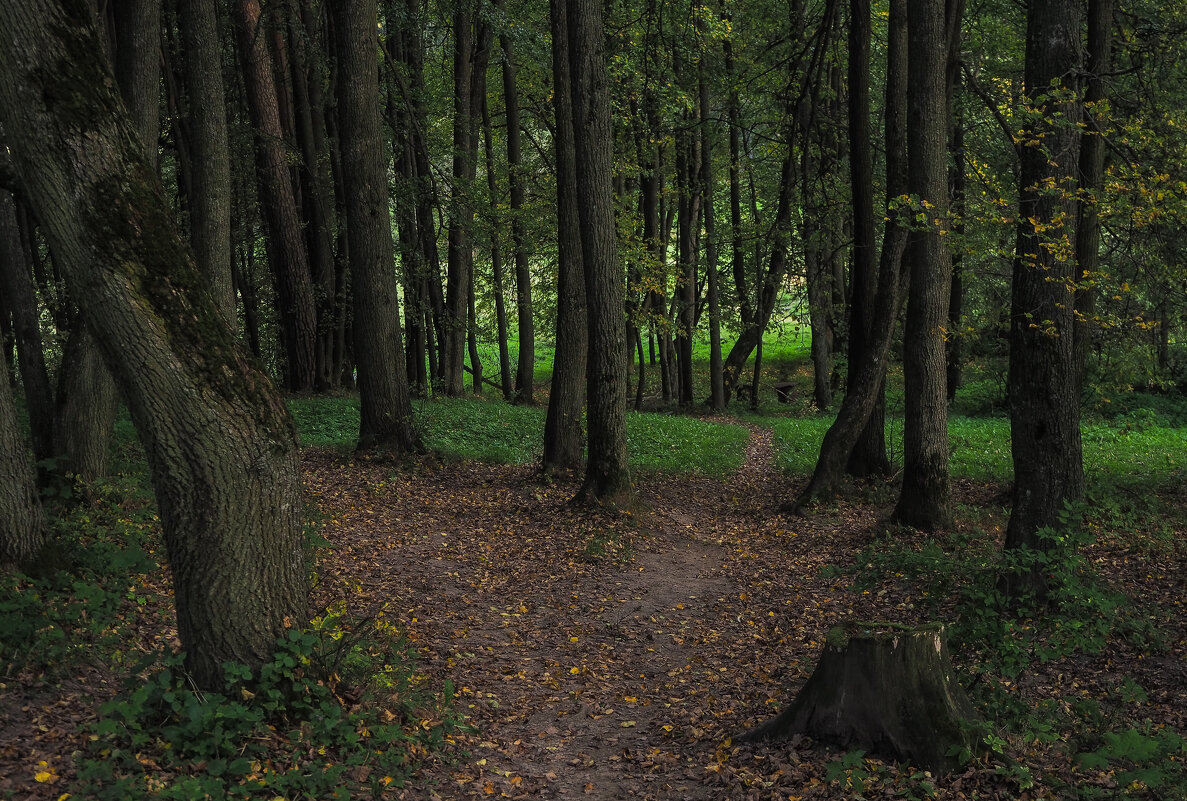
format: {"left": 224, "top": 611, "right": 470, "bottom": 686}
{"left": 72, "top": 603, "right": 460, "bottom": 800}
{"left": 848, "top": 500, "right": 1186, "bottom": 799}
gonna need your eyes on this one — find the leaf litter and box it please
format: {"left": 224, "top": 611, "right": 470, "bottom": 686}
{"left": 2, "top": 425, "right": 1185, "bottom": 800}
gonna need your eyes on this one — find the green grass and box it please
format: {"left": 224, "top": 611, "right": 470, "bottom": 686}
{"left": 287, "top": 395, "right": 748, "bottom": 477}
{"left": 767, "top": 409, "right": 1186, "bottom": 490}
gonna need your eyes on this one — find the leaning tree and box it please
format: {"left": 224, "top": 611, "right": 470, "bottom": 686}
{"left": 0, "top": 0, "right": 309, "bottom": 691}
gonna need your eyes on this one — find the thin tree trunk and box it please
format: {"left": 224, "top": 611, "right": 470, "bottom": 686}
{"left": 701, "top": 67, "right": 724, "bottom": 411}
{"left": 565, "top": 0, "right": 632, "bottom": 504}
{"left": 232, "top": 0, "right": 318, "bottom": 392}
{"left": 542, "top": 0, "right": 587, "bottom": 473}
{"left": 179, "top": 0, "right": 235, "bottom": 323}
{"left": 845, "top": 0, "right": 890, "bottom": 477}
{"left": 892, "top": 0, "right": 952, "bottom": 530}
{"left": 482, "top": 93, "right": 515, "bottom": 400}
{"left": 0, "top": 0, "right": 307, "bottom": 689}
{"left": 445, "top": 9, "right": 476, "bottom": 396}
{"left": 333, "top": 0, "right": 419, "bottom": 453}
{"left": 0, "top": 192, "right": 54, "bottom": 468}
{"left": 498, "top": 22, "right": 535, "bottom": 404}
{"left": 0, "top": 352, "right": 44, "bottom": 568}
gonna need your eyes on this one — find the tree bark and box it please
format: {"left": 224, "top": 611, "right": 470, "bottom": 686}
{"left": 333, "top": 0, "right": 419, "bottom": 453}
{"left": 741, "top": 623, "right": 979, "bottom": 774}
{"left": 499, "top": 22, "right": 536, "bottom": 405}
{"left": 178, "top": 0, "right": 235, "bottom": 323}
{"left": 0, "top": 0, "right": 307, "bottom": 690}
{"left": 232, "top": 0, "right": 318, "bottom": 392}
{"left": 0, "top": 321, "right": 45, "bottom": 567}
{"left": 792, "top": 0, "right": 908, "bottom": 509}
{"left": 844, "top": 0, "right": 890, "bottom": 477}
{"left": 892, "top": 0, "right": 952, "bottom": 530}
{"left": 701, "top": 65, "right": 725, "bottom": 412}
{"left": 565, "top": 0, "right": 632, "bottom": 504}
{"left": 542, "top": 0, "right": 588, "bottom": 474}
{"left": 1003, "top": 0, "right": 1084, "bottom": 603}
{"left": 481, "top": 93, "right": 515, "bottom": 401}
{"left": 0, "top": 192, "right": 54, "bottom": 469}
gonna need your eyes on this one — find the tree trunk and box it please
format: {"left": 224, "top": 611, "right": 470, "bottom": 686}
{"left": 178, "top": 0, "right": 235, "bottom": 324}
{"left": 333, "top": 0, "right": 419, "bottom": 453}
{"left": 0, "top": 0, "right": 307, "bottom": 690}
{"left": 1072, "top": 0, "right": 1113, "bottom": 397}
{"left": 0, "top": 192, "right": 54, "bottom": 469}
{"left": 481, "top": 93, "right": 515, "bottom": 401}
{"left": 946, "top": 112, "right": 965, "bottom": 401}
{"left": 701, "top": 66, "right": 724, "bottom": 412}
{"left": 741, "top": 623, "right": 979, "bottom": 774}
{"left": 232, "top": 0, "right": 318, "bottom": 392}
{"left": 564, "top": 0, "right": 632, "bottom": 504}
{"left": 892, "top": 0, "right": 952, "bottom": 530}
{"left": 444, "top": 9, "right": 477, "bottom": 396}
{"left": 290, "top": 0, "right": 339, "bottom": 390}
{"left": 542, "top": 0, "right": 588, "bottom": 474}
{"left": 792, "top": 0, "right": 908, "bottom": 509}
{"left": 0, "top": 327, "right": 45, "bottom": 568}
{"left": 844, "top": 0, "right": 891, "bottom": 477}
{"left": 499, "top": 22, "right": 536, "bottom": 405}
{"left": 1003, "top": 0, "right": 1084, "bottom": 603}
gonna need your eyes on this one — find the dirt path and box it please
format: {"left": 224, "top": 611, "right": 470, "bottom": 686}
{"left": 305, "top": 423, "right": 887, "bottom": 800}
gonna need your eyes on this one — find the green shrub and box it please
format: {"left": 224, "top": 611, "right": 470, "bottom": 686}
{"left": 73, "top": 602, "right": 459, "bottom": 800}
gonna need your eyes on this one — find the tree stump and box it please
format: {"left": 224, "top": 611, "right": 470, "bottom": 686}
{"left": 773, "top": 381, "right": 795, "bottom": 403}
{"left": 739, "top": 622, "right": 980, "bottom": 773}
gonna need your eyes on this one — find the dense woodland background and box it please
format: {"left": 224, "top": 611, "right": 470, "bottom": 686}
{"left": 1, "top": 0, "right": 1186, "bottom": 798}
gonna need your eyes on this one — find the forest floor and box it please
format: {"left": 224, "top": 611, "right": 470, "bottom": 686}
{"left": 4, "top": 425, "right": 1185, "bottom": 800}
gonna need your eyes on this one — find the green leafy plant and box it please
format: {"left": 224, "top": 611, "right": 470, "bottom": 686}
{"left": 72, "top": 603, "right": 459, "bottom": 800}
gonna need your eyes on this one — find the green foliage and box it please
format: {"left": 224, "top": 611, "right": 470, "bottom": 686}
{"left": 417, "top": 396, "right": 544, "bottom": 463}
{"left": 1074, "top": 726, "right": 1187, "bottom": 799}
{"left": 0, "top": 485, "right": 159, "bottom": 677}
{"left": 72, "top": 603, "right": 459, "bottom": 800}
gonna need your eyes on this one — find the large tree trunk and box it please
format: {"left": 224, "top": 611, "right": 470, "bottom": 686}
{"left": 542, "top": 0, "right": 588, "bottom": 474}
{"left": 232, "top": 0, "right": 318, "bottom": 393}
{"left": 564, "top": 0, "right": 632, "bottom": 504}
{"left": 0, "top": 0, "right": 307, "bottom": 690}
{"left": 741, "top": 623, "right": 979, "bottom": 774}
{"left": 892, "top": 0, "right": 952, "bottom": 530}
{"left": 178, "top": 0, "right": 234, "bottom": 323}
{"left": 1003, "top": 0, "right": 1085, "bottom": 603}
{"left": 333, "top": 0, "right": 419, "bottom": 453}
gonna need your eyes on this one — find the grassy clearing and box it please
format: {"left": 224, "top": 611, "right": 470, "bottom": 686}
{"left": 287, "top": 394, "right": 749, "bottom": 477}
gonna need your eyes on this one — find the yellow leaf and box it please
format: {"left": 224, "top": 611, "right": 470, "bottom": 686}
{"left": 35, "top": 772, "right": 53, "bottom": 783}
{"left": 621, "top": 720, "right": 636, "bottom": 727}
{"left": 569, "top": 667, "right": 580, "bottom": 674}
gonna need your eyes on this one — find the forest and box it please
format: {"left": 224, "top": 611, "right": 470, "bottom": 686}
{"left": 0, "top": 0, "right": 1185, "bottom": 798}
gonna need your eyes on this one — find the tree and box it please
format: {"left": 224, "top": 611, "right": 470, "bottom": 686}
{"left": 333, "top": 0, "right": 420, "bottom": 453}
{"left": 564, "top": 0, "right": 632, "bottom": 504}
{"left": 0, "top": 0, "right": 307, "bottom": 689}
{"left": 542, "top": 0, "right": 588, "bottom": 474}
{"left": 892, "top": 0, "right": 954, "bottom": 529}
{"left": 791, "top": 0, "right": 909, "bottom": 509}
{"left": 1002, "top": 0, "right": 1084, "bottom": 601}
{"left": 232, "top": 0, "right": 319, "bottom": 393}
{"left": 178, "top": 0, "right": 235, "bottom": 322}
{"left": 0, "top": 349, "right": 44, "bottom": 567}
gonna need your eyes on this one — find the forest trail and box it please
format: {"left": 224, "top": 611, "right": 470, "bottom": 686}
{"left": 305, "top": 422, "right": 893, "bottom": 799}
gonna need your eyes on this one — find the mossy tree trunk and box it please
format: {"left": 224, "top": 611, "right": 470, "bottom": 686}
{"left": 741, "top": 623, "right": 979, "bottom": 774}
{"left": 0, "top": 0, "right": 307, "bottom": 690}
